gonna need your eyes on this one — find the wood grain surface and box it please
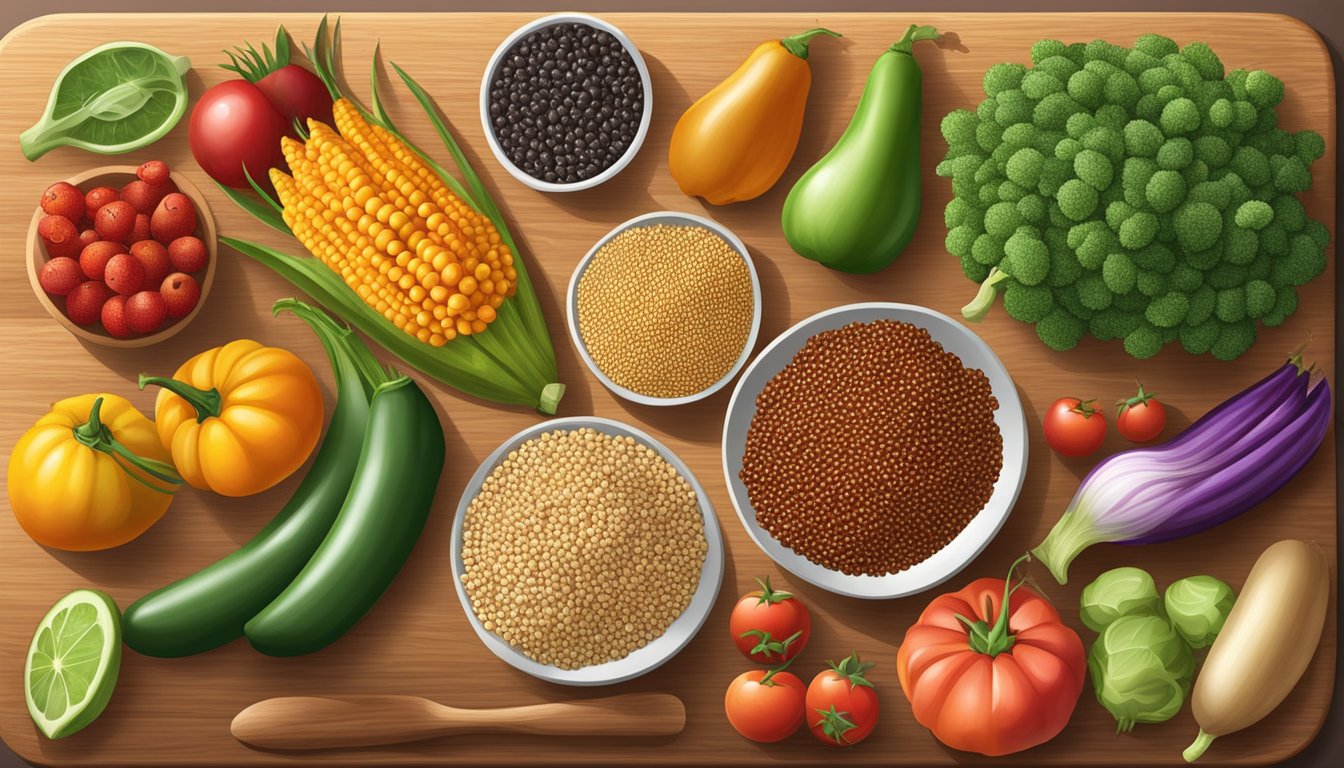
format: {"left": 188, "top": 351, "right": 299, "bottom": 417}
{"left": 0, "top": 12, "right": 1335, "bottom": 767}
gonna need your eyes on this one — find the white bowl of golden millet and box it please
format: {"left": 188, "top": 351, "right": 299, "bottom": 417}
{"left": 451, "top": 417, "right": 724, "bottom": 686}
{"left": 567, "top": 212, "right": 762, "bottom": 406}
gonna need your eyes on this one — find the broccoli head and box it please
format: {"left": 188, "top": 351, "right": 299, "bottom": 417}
{"left": 1233, "top": 200, "right": 1273, "bottom": 230}
{"left": 1174, "top": 201, "right": 1223, "bottom": 252}
{"left": 1036, "top": 308, "right": 1088, "bottom": 351}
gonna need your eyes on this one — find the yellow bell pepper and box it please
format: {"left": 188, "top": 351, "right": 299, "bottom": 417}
{"left": 8, "top": 394, "right": 181, "bottom": 551}
{"left": 140, "top": 339, "right": 324, "bottom": 497}
{"left": 669, "top": 28, "right": 840, "bottom": 205}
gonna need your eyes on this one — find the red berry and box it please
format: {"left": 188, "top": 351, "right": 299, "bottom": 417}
{"left": 151, "top": 193, "right": 197, "bottom": 242}
{"left": 104, "top": 253, "right": 146, "bottom": 296}
{"left": 84, "top": 186, "right": 119, "bottom": 222}
{"left": 38, "top": 257, "right": 84, "bottom": 297}
{"left": 131, "top": 240, "right": 172, "bottom": 286}
{"left": 160, "top": 272, "right": 202, "bottom": 319}
{"left": 79, "top": 228, "right": 99, "bottom": 248}
{"left": 121, "top": 179, "right": 167, "bottom": 215}
{"left": 137, "top": 160, "right": 171, "bottom": 187}
{"left": 79, "top": 241, "right": 128, "bottom": 281}
{"left": 167, "top": 236, "right": 209, "bottom": 273}
{"left": 65, "top": 281, "right": 114, "bottom": 326}
{"left": 37, "top": 214, "right": 82, "bottom": 259}
{"left": 128, "top": 213, "right": 152, "bottom": 244}
{"left": 124, "top": 290, "right": 168, "bottom": 333}
{"left": 41, "top": 182, "right": 86, "bottom": 222}
{"left": 101, "top": 295, "right": 134, "bottom": 338}
{"left": 94, "top": 200, "right": 137, "bottom": 243}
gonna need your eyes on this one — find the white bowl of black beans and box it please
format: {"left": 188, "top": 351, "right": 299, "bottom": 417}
{"left": 481, "top": 13, "right": 653, "bottom": 192}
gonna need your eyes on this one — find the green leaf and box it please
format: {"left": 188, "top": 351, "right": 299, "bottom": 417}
{"left": 20, "top": 42, "right": 191, "bottom": 160}
{"left": 214, "top": 181, "right": 289, "bottom": 235}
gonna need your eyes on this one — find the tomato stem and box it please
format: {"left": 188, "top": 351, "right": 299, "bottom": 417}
{"left": 754, "top": 576, "right": 793, "bottom": 606}
{"left": 71, "top": 396, "right": 183, "bottom": 493}
{"left": 740, "top": 629, "right": 802, "bottom": 660}
{"left": 813, "top": 704, "right": 858, "bottom": 745}
{"left": 825, "top": 651, "right": 875, "bottom": 689}
{"left": 1116, "top": 380, "right": 1157, "bottom": 415}
{"left": 955, "top": 553, "right": 1031, "bottom": 657}
{"left": 1070, "top": 398, "right": 1102, "bottom": 418}
{"left": 759, "top": 658, "right": 794, "bottom": 687}
{"left": 138, "top": 374, "right": 223, "bottom": 422}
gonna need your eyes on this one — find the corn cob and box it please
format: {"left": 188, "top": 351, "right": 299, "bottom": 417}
{"left": 271, "top": 98, "right": 517, "bottom": 345}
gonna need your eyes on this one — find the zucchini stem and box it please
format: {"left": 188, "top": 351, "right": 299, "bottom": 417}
{"left": 889, "top": 24, "right": 940, "bottom": 55}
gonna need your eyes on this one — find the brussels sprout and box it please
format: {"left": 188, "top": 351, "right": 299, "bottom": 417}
{"left": 1088, "top": 614, "right": 1194, "bottom": 731}
{"left": 1164, "top": 575, "right": 1236, "bottom": 648}
{"left": 1080, "top": 566, "right": 1163, "bottom": 632}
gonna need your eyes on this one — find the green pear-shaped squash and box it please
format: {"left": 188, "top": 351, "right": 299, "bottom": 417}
{"left": 782, "top": 25, "right": 939, "bottom": 274}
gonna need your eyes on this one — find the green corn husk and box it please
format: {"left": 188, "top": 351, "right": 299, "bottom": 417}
{"left": 220, "top": 16, "right": 563, "bottom": 414}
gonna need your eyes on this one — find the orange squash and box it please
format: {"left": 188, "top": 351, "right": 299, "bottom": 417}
{"left": 669, "top": 29, "right": 840, "bottom": 205}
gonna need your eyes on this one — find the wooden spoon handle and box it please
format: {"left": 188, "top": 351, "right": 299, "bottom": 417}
{"left": 232, "top": 693, "right": 685, "bottom": 750}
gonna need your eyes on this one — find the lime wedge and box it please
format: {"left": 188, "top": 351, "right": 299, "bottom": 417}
{"left": 25, "top": 589, "right": 122, "bottom": 740}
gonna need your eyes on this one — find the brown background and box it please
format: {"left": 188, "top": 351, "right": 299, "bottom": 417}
{"left": 0, "top": 2, "right": 1340, "bottom": 767}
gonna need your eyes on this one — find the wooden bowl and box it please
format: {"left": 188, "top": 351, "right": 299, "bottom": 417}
{"left": 26, "top": 165, "right": 218, "bottom": 348}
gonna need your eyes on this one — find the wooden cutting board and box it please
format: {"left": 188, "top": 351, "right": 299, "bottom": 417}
{"left": 0, "top": 11, "right": 1334, "bottom": 767}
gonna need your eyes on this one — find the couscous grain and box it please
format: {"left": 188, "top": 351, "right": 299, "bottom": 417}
{"left": 576, "top": 224, "right": 753, "bottom": 398}
{"left": 460, "top": 428, "right": 707, "bottom": 669}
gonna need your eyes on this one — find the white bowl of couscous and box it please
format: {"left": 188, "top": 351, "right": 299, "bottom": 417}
{"left": 451, "top": 416, "right": 724, "bottom": 686}
{"left": 567, "top": 211, "right": 762, "bottom": 406}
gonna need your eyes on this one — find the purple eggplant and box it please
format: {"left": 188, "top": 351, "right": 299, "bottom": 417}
{"left": 1032, "top": 354, "right": 1332, "bottom": 584}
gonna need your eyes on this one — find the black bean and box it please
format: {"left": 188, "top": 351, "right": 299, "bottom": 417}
{"left": 487, "top": 21, "right": 644, "bottom": 184}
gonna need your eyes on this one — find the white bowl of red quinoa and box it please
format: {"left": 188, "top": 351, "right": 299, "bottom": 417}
{"left": 567, "top": 211, "right": 762, "bottom": 406}
{"left": 479, "top": 13, "right": 653, "bottom": 192}
{"left": 722, "top": 303, "right": 1028, "bottom": 600}
{"left": 451, "top": 416, "right": 724, "bottom": 685}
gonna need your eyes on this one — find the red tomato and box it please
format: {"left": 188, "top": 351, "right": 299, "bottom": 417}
{"left": 189, "top": 80, "right": 288, "bottom": 188}
{"left": 1116, "top": 383, "right": 1166, "bottom": 442}
{"left": 1043, "top": 397, "right": 1106, "bottom": 457}
{"left": 724, "top": 666, "right": 807, "bottom": 743}
{"left": 729, "top": 576, "right": 811, "bottom": 663}
{"left": 806, "top": 652, "right": 879, "bottom": 747}
{"left": 896, "top": 556, "right": 1086, "bottom": 756}
{"left": 255, "top": 64, "right": 334, "bottom": 131}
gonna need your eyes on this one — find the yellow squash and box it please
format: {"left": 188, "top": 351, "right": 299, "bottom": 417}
{"left": 140, "top": 339, "right": 324, "bottom": 497}
{"left": 7, "top": 394, "right": 181, "bottom": 551}
{"left": 669, "top": 28, "right": 840, "bottom": 205}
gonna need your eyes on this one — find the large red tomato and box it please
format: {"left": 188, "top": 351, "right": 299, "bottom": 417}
{"left": 189, "top": 80, "right": 288, "bottom": 189}
{"left": 896, "top": 556, "right": 1085, "bottom": 756}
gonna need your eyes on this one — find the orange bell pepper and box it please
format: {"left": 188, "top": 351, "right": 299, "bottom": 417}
{"left": 140, "top": 339, "right": 324, "bottom": 497}
{"left": 669, "top": 28, "right": 840, "bottom": 205}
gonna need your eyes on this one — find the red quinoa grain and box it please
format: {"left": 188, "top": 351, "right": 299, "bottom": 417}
{"left": 739, "top": 320, "right": 1003, "bottom": 576}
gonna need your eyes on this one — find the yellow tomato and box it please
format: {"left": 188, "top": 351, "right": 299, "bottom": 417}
{"left": 142, "top": 339, "right": 323, "bottom": 497}
{"left": 8, "top": 394, "right": 180, "bottom": 551}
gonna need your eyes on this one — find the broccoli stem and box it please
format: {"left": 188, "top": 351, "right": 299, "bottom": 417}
{"left": 962, "top": 267, "right": 1009, "bottom": 322}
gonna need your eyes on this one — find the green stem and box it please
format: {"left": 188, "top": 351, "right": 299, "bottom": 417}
{"left": 138, "top": 375, "right": 223, "bottom": 423}
{"left": 962, "top": 267, "right": 1008, "bottom": 322}
{"left": 70, "top": 396, "right": 183, "bottom": 492}
{"left": 779, "top": 28, "right": 842, "bottom": 59}
{"left": 955, "top": 553, "right": 1031, "bottom": 656}
{"left": 1031, "top": 510, "right": 1106, "bottom": 585}
{"left": 1183, "top": 729, "right": 1217, "bottom": 762}
{"left": 889, "top": 24, "right": 940, "bottom": 55}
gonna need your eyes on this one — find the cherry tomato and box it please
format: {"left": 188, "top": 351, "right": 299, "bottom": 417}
{"left": 1043, "top": 398, "right": 1106, "bottom": 457}
{"left": 729, "top": 576, "right": 811, "bottom": 663}
{"left": 724, "top": 665, "right": 807, "bottom": 743}
{"left": 806, "top": 652, "right": 879, "bottom": 747}
{"left": 1116, "top": 383, "right": 1166, "bottom": 442}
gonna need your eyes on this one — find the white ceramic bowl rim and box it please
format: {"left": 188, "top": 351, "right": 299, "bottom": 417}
{"left": 566, "top": 211, "right": 763, "bottom": 407}
{"left": 721, "top": 302, "right": 1029, "bottom": 600}
{"left": 479, "top": 13, "right": 654, "bottom": 193}
{"left": 450, "top": 416, "right": 725, "bottom": 686}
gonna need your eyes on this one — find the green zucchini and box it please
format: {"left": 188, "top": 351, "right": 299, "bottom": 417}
{"left": 121, "top": 300, "right": 381, "bottom": 658}
{"left": 244, "top": 372, "right": 445, "bottom": 656}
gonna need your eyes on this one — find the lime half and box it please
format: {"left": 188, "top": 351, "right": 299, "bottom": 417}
{"left": 25, "top": 589, "right": 122, "bottom": 739}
